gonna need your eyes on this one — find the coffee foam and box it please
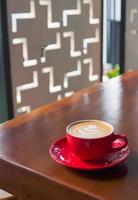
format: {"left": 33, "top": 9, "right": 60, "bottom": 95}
{"left": 68, "top": 120, "right": 113, "bottom": 139}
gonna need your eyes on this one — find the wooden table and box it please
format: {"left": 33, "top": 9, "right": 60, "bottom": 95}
{"left": 0, "top": 70, "right": 138, "bottom": 200}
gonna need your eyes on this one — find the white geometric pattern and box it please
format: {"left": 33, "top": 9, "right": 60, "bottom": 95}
{"left": 83, "top": 28, "right": 99, "bottom": 54}
{"left": 41, "top": 32, "right": 61, "bottom": 63}
{"left": 64, "top": 60, "right": 81, "bottom": 88}
{"left": 63, "top": 0, "right": 81, "bottom": 27}
{"left": 12, "top": 38, "right": 37, "bottom": 67}
{"left": 83, "top": 58, "right": 99, "bottom": 81}
{"left": 8, "top": 0, "right": 101, "bottom": 115}
{"left": 42, "top": 67, "right": 62, "bottom": 93}
{"left": 11, "top": 0, "right": 36, "bottom": 32}
{"left": 39, "top": 0, "right": 60, "bottom": 29}
{"left": 16, "top": 71, "right": 39, "bottom": 104}
{"left": 63, "top": 32, "right": 81, "bottom": 57}
{"left": 83, "top": 0, "right": 100, "bottom": 24}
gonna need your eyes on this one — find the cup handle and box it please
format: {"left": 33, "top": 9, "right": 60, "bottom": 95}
{"left": 111, "top": 134, "right": 128, "bottom": 152}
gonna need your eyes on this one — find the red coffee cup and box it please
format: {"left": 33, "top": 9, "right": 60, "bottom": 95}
{"left": 66, "top": 120, "right": 128, "bottom": 160}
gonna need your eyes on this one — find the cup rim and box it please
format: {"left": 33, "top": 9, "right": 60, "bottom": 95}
{"left": 66, "top": 119, "right": 114, "bottom": 139}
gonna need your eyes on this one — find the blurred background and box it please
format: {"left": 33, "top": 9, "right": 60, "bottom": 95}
{"left": 0, "top": 0, "right": 137, "bottom": 123}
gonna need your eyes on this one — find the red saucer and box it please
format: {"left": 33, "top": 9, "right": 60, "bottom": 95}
{"left": 49, "top": 137, "right": 129, "bottom": 170}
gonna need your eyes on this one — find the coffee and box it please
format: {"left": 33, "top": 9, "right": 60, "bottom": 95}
{"left": 68, "top": 120, "right": 113, "bottom": 139}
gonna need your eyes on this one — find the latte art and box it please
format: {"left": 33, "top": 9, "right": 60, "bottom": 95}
{"left": 68, "top": 120, "right": 113, "bottom": 139}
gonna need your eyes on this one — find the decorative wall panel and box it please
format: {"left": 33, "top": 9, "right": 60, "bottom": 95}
{"left": 125, "top": 0, "right": 138, "bottom": 71}
{"left": 6, "top": 0, "right": 101, "bottom": 116}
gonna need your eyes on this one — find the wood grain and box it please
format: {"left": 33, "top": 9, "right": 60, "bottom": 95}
{"left": 0, "top": 70, "right": 138, "bottom": 200}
